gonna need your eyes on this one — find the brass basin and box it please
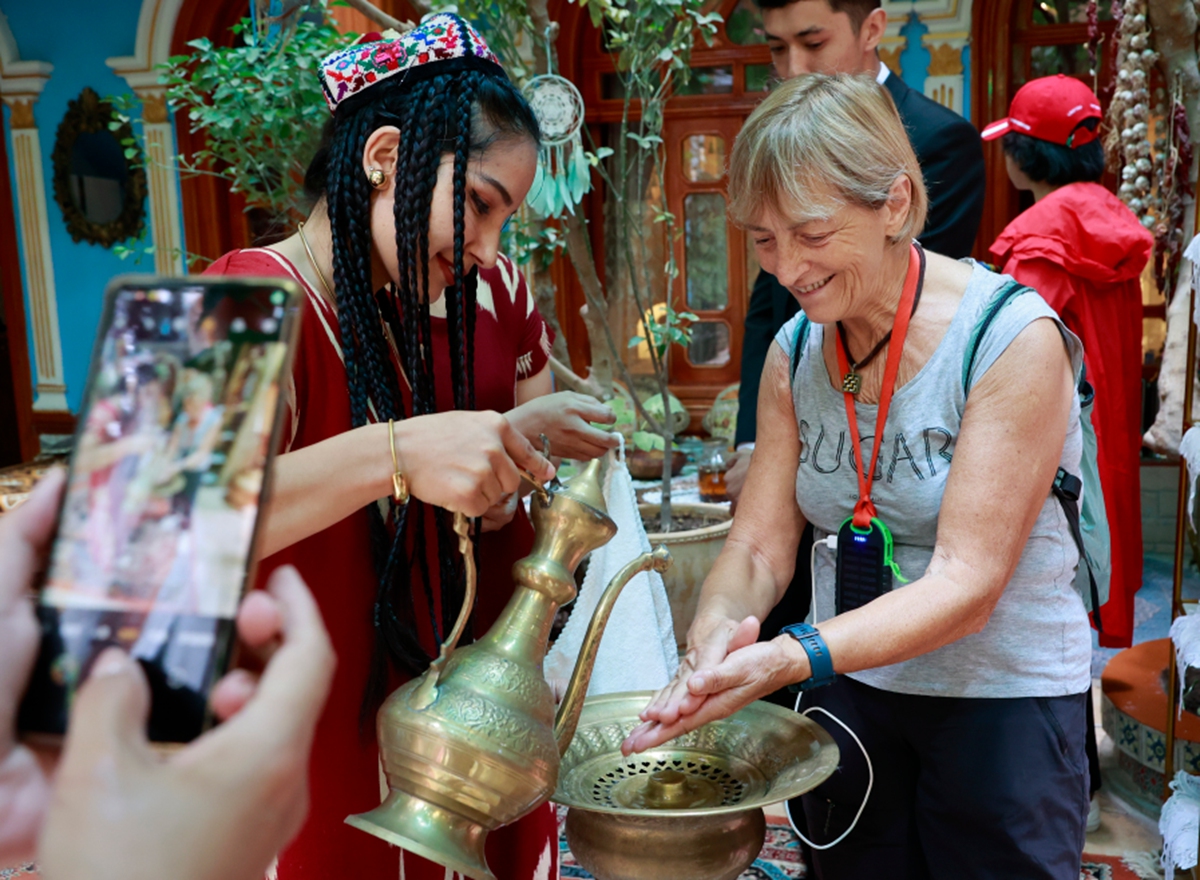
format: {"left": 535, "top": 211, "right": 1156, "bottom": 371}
{"left": 553, "top": 691, "right": 839, "bottom": 880}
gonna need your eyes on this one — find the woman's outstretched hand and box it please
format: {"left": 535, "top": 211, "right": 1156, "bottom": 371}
{"left": 621, "top": 616, "right": 808, "bottom": 755}
{"left": 506, "top": 392, "right": 619, "bottom": 462}
{"left": 397, "top": 410, "right": 556, "bottom": 517}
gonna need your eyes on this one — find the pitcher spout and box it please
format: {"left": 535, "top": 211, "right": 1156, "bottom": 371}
{"left": 553, "top": 545, "right": 673, "bottom": 756}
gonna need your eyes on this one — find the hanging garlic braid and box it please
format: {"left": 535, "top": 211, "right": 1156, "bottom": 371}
{"left": 303, "top": 60, "right": 540, "bottom": 718}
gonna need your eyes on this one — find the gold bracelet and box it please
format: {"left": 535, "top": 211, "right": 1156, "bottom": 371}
{"left": 388, "top": 419, "right": 409, "bottom": 505}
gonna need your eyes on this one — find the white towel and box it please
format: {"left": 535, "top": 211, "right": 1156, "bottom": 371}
{"left": 1161, "top": 770, "right": 1200, "bottom": 871}
{"left": 1171, "top": 613, "right": 1200, "bottom": 716}
{"left": 1180, "top": 426, "right": 1200, "bottom": 531}
{"left": 545, "top": 443, "right": 678, "bottom": 696}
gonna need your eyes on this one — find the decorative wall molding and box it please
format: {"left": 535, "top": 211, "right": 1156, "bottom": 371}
{"left": 882, "top": 0, "right": 971, "bottom": 117}
{"left": 927, "top": 40, "right": 965, "bottom": 76}
{"left": 107, "top": 0, "right": 187, "bottom": 275}
{"left": 5, "top": 96, "right": 34, "bottom": 129}
{"left": 882, "top": 0, "right": 971, "bottom": 36}
{"left": 923, "top": 37, "right": 968, "bottom": 114}
{"left": 0, "top": 14, "right": 68, "bottom": 413}
{"left": 105, "top": 0, "right": 188, "bottom": 86}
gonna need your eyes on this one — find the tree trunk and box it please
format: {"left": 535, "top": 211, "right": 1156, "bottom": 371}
{"left": 563, "top": 212, "right": 616, "bottom": 396}
{"left": 531, "top": 263, "right": 573, "bottom": 367}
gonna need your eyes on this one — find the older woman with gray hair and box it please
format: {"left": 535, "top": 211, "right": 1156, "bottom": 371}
{"left": 623, "top": 74, "right": 1092, "bottom": 879}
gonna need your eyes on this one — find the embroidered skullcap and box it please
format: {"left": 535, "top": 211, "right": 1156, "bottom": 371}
{"left": 319, "top": 12, "right": 504, "bottom": 112}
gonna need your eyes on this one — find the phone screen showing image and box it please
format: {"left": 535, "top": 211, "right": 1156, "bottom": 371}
{"left": 18, "top": 276, "right": 301, "bottom": 743}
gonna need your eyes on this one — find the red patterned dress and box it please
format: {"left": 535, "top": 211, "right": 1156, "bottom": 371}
{"left": 205, "top": 248, "right": 558, "bottom": 880}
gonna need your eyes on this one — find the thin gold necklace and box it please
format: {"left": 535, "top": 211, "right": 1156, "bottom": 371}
{"left": 297, "top": 221, "right": 335, "bottom": 301}
{"left": 297, "top": 221, "right": 415, "bottom": 393}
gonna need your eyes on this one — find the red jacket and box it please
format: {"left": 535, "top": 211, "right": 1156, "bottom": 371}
{"left": 991, "top": 182, "right": 1153, "bottom": 648}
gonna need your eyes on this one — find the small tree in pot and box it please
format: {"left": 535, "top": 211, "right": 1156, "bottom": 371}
{"left": 458, "top": 0, "right": 721, "bottom": 532}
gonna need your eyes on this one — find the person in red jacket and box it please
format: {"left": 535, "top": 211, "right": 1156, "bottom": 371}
{"left": 985, "top": 74, "right": 1153, "bottom": 651}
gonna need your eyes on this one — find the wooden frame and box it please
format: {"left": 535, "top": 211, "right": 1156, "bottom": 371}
{"left": 50, "top": 87, "right": 148, "bottom": 249}
{"left": 0, "top": 113, "right": 37, "bottom": 462}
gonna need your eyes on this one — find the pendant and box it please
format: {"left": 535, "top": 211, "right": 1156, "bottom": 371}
{"left": 842, "top": 371, "right": 862, "bottom": 395}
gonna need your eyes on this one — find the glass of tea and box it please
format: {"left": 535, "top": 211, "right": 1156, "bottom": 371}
{"left": 698, "top": 439, "right": 731, "bottom": 503}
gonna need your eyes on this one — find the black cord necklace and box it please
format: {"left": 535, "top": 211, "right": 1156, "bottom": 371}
{"left": 836, "top": 244, "right": 926, "bottom": 395}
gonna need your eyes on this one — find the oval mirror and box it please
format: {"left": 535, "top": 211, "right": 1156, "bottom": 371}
{"left": 51, "top": 87, "right": 147, "bottom": 247}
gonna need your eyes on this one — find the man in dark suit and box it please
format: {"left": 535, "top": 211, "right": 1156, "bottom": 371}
{"left": 728, "top": 0, "right": 986, "bottom": 672}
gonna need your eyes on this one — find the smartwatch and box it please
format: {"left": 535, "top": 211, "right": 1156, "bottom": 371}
{"left": 780, "top": 622, "right": 836, "bottom": 692}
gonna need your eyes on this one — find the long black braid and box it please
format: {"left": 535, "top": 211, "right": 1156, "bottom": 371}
{"left": 303, "top": 53, "right": 541, "bottom": 721}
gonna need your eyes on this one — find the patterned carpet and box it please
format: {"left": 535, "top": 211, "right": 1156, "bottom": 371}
{"left": 556, "top": 807, "right": 1154, "bottom": 880}
{"left": 1080, "top": 852, "right": 1156, "bottom": 879}
{"left": 0, "top": 846, "right": 1155, "bottom": 878}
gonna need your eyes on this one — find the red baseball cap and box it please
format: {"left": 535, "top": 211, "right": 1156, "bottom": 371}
{"left": 981, "top": 74, "right": 1104, "bottom": 147}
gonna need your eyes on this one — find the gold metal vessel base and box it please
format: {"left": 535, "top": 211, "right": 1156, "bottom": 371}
{"left": 346, "top": 789, "right": 495, "bottom": 880}
{"left": 553, "top": 691, "right": 840, "bottom": 880}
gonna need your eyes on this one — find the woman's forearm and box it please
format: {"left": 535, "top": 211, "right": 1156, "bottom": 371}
{"left": 814, "top": 560, "right": 1000, "bottom": 678}
{"left": 259, "top": 422, "right": 392, "bottom": 558}
{"left": 688, "top": 536, "right": 792, "bottom": 644}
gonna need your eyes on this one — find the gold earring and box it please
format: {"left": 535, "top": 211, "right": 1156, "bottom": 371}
{"left": 368, "top": 167, "right": 386, "bottom": 188}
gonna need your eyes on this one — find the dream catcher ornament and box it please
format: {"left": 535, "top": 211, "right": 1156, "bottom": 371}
{"left": 523, "top": 72, "right": 591, "bottom": 218}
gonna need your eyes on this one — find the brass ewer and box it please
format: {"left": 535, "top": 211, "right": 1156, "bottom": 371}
{"left": 346, "top": 459, "right": 672, "bottom": 880}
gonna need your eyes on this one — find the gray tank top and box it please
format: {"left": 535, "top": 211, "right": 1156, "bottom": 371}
{"left": 775, "top": 261, "right": 1091, "bottom": 698}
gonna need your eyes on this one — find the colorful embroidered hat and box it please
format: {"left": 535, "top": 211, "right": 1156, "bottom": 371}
{"left": 320, "top": 13, "right": 504, "bottom": 112}
{"left": 981, "top": 74, "right": 1103, "bottom": 148}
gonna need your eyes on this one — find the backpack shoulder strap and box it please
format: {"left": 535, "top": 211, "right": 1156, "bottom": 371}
{"left": 962, "top": 280, "right": 1029, "bottom": 394}
{"left": 965, "top": 280, "right": 1102, "bottom": 629}
{"left": 790, "top": 314, "right": 811, "bottom": 383}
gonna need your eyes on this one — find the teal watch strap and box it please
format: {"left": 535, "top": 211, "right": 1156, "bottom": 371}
{"left": 781, "top": 623, "right": 836, "bottom": 692}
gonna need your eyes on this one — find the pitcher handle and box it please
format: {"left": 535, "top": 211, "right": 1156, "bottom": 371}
{"left": 409, "top": 511, "right": 476, "bottom": 709}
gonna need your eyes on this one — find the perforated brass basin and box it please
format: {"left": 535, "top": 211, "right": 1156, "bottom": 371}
{"left": 553, "top": 691, "right": 839, "bottom": 880}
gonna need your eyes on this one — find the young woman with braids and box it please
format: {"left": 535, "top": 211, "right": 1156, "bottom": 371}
{"left": 203, "top": 16, "right": 617, "bottom": 879}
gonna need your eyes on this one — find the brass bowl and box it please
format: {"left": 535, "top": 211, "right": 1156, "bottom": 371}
{"left": 553, "top": 691, "right": 839, "bottom": 880}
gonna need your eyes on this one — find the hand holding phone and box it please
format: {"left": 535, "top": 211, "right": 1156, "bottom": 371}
{"left": 0, "top": 469, "right": 63, "bottom": 866}
{"left": 19, "top": 276, "right": 302, "bottom": 744}
{"left": 37, "top": 566, "right": 334, "bottom": 880}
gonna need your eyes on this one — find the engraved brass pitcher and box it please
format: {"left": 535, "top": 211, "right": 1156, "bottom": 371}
{"left": 345, "top": 459, "right": 672, "bottom": 880}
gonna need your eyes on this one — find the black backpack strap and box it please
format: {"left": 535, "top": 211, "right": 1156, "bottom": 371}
{"left": 790, "top": 315, "right": 811, "bottom": 382}
{"left": 1051, "top": 467, "right": 1103, "bottom": 632}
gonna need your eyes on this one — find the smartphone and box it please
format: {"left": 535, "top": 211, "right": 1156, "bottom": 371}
{"left": 18, "top": 275, "right": 302, "bottom": 744}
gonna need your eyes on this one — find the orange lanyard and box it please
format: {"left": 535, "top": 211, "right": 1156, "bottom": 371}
{"left": 834, "top": 243, "right": 924, "bottom": 529}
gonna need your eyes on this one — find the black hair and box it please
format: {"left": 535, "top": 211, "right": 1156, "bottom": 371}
{"left": 752, "top": 0, "right": 880, "bottom": 33}
{"left": 1001, "top": 119, "right": 1105, "bottom": 187}
{"left": 303, "top": 50, "right": 540, "bottom": 718}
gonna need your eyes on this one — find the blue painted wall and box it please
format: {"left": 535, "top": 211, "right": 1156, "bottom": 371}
{"left": 3, "top": 0, "right": 155, "bottom": 413}
{"left": 897, "top": 13, "right": 931, "bottom": 97}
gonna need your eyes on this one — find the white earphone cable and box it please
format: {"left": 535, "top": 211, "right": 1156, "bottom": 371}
{"left": 785, "top": 532, "right": 873, "bottom": 851}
